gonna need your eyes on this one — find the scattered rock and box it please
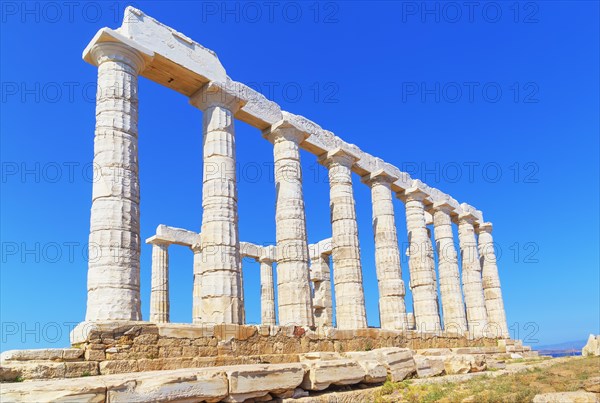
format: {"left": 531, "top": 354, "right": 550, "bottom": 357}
{"left": 582, "top": 335, "right": 600, "bottom": 357}
{"left": 584, "top": 377, "right": 600, "bottom": 393}
{"left": 532, "top": 391, "right": 600, "bottom": 403}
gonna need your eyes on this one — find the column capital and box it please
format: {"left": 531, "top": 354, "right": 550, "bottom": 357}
{"left": 400, "top": 186, "right": 429, "bottom": 203}
{"left": 318, "top": 147, "right": 359, "bottom": 168}
{"left": 361, "top": 168, "right": 398, "bottom": 186}
{"left": 458, "top": 211, "right": 478, "bottom": 225}
{"left": 262, "top": 120, "right": 310, "bottom": 144}
{"left": 476, "top": 222, "right": 493, "bottom": 234}
{"left": 258, "top": 245, "right": 276, "bottom": 264}
{"left": 432, "top": 200, "right": 457, "bottom": 215}
{"left": 146, "top": 236, "right": 171, "bottom": 247}
{"left": 83, "top": 29, "right": 154, "bottom": 73}
{"left": 189, "top": 81, "right": 247, "bottom": 112}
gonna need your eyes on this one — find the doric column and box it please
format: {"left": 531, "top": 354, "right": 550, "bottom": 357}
{"left": 458, "top": 212, "right": 488, "bottom": 337}
{"left": 189, "top": 83, "right": 246, "bottom": 324}
{"left": 85, "top": 41, "right": 152, "bottom": 321}
{"left": 477, "top": 222, "right": 509, "bottom": 338}
{"left": 432, "top": 201, "right": 468, "bottom": 334}
{"left": 320, "top": 148, "right": 367, "bottom": 329}
{"left": 191, "top": 244, "right": 202, "bottom": 323}
{"left": 310, "top": 245, "right": 333, "bottom": 328}
{"left": 362, "top": 170, "right": 407, "bottom": 331}
{"left": 263, "top": 121, "right": 314, "bottom": 327}
{"left": 259, "top": 253, "right": 276, "bottom": 326}
{"left": 149, "top": 241, "right": 169, "bottom": 323}
{"left": 402, "top": 187, "right": 441, "bottom": 332}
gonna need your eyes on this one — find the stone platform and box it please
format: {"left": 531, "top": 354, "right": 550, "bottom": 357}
{"left": 0, "top": 329, "right": 536, "bottom": 402}
{"left": 0, "top": 321, "right": 533, "bottom": 383}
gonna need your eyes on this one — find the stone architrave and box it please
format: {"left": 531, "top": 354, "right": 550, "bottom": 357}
{"left": 189, "top": 82, "right": 246, "bottom": 324}
{"left": 458, "top": 212, "right": 488, "bottom": 338}
{"left": 362, "top": 170, "right": 408, "bottom": 330}
{"left": 320, "top": 148, "right": 367, "bottom": 329}
{"left": 263, "top": 121, "right": 314, "bottom": 327}
{"left": 85, "top": 40, "right": 153, "bottom": 321}
{"left": 477, "top": 222, "right": 509, "bottom": 338}
{"left": 432, "top": 201, "right": 468, "bottom": 334}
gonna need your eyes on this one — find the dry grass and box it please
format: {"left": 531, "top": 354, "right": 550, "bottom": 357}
{"left": 375, "top": 356, "right": 600, "bottom": 403}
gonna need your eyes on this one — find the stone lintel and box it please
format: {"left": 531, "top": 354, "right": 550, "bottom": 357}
{"left": 145, "top": 225, "right": 200, "bottom": 248}
{"left": 258, "top": 245, "right": 276, "bottom": 263}
{"left": 309, "top": 238, "right": 333, "bottom": 259}
{"left": 82, "top": 27, "right": 155, "bottom": 72}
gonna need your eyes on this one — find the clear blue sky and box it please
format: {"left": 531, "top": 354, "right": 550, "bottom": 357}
{"left": 1, "top": 1, "right": 598, "bottom": 351}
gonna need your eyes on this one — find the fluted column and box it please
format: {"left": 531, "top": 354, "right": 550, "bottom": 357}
{"left": 191, "top": 244, "right": 202, "bottom": 323}
{"left": 85, "top": 41, "right": 152, "bottom": 321}
{"left": 320, "top": 148, "right": 367, "bottom": 329}
{"left": 402, "top": 187, "right": 441, "bottom": 332}
{"left": 432, "top": 201, "right": 468, "bottom": 334}
{"left": 477, "top": 222, "right": 509, "bottom": 338}
{"left": 189, "top": 83, "right": 245, "bottom": 324}
{"left": 458, "top": 212, "right": 488, "bottom": 338}
{"left": 362, "top": 170, "right": 407, "bottom": 330}
{"left": 149, "top": 242, "right": 170, "bottom": 323}
{"left": 310, "top": 248, "right": 333, "bottom": 327}
{"left": 259, "top": 256, "right": 276, "bottom": 326}
{"left": 263, "top": 121, "right": 314, "bottom": 327}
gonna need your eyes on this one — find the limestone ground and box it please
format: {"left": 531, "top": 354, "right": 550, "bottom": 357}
{"left": 374, "top": 356, "right": 600, "bottom": 403}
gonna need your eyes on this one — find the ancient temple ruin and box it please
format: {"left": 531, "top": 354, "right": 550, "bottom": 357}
{"left": 82, "top": 7, "right": 508, "bottom": 339}
{"left": 1, "top": 8, "right": 530, "bottom": 402}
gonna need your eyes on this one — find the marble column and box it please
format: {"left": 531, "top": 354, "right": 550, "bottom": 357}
{"left": 320, "top": 148, "right": 367, "bottom": 329}
{"left": 85, "top": 42, "right": 151, "bottom": 321}
{"left": 458, "top": 212, "right": 488, "bottom": 338}
{"left": 477, "top": 222, "right": 509, "bottom": 338}
{"left": 310, "top": 248, "right": 333, "bottom": 327}
{"left": 362, "top": 170, "right": 408, "bottom": 331}
{"left": 259, "top": 255, "right": 276, "bottom": 326}
{"left": 191, "top": 244, "right": 202, "bottom": 323}
{"left": 432, "top": 201, "right": 468, "bottom": 334}
{"left": 149, "top": 242, "right": 169, "bottom": 323}
{"left": 403, "top": 187, "right": 441, "bottom": 332}
{"left": 189, "top": 83, "right": 245, "bottom": 324}
{"left": 263, "top": 121, "right": 314, "bottom": 327}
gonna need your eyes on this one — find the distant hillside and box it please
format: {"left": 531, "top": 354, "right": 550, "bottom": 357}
{"left": 534, "top": 339, "right": 587, "bottom": 353}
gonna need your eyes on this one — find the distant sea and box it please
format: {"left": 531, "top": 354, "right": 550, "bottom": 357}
{"left": 539, "top": 350, "right": 582, "bottom": 358}
{"left": 533, "top": 339, "right": 586, "bottom": 358}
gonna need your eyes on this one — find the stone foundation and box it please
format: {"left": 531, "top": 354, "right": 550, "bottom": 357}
{"left": 0, "top": 321, "right": 524, "bottom": 383}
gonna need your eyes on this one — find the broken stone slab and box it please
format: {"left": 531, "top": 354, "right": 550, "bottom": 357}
{"left": 225, "top": 363, "right": 305, "bottom": 402}
{"left": 413, "top": 355, "right": 444, "bottom": 378}
{"left": 443, "top": 354, "right": 486, "bottom": 374}
{"left": 0, "top": 368, "right": 228, "bottom": 403}
{"left": 372, "top": 348, "right": 417, "bottom": 382}
{"left": 416, "top": 348, "right": 453, "bottom": 356}
{"left": 532, "top": 391, "right": 600, "bottom": 403}
{"left": 299, "top": 352, "right": 342, "bottom": 361}
{"left": 0, "top": 348, "right": 83, "bottom": 363}
{"left": 300, "top": 359, "right": 365, "bottom": 391}
{"left": 108, "top": 368, "right": 228, "bottom": 403}
{"left": 355, "top": 360, "right": 388, "bottom": 384}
